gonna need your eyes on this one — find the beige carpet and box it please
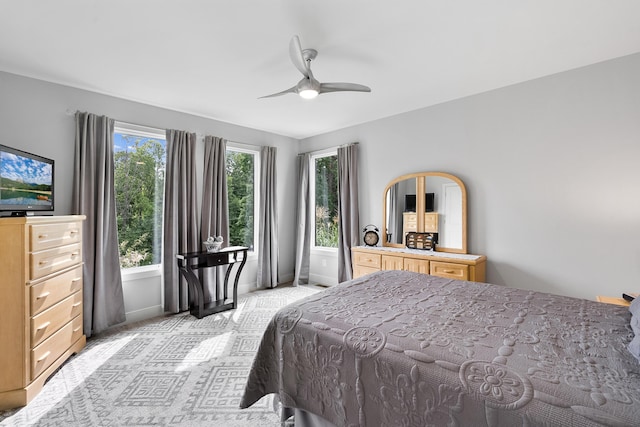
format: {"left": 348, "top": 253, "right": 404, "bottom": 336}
{"left": 0, "top": 284, "right": 323, "bottom": 427}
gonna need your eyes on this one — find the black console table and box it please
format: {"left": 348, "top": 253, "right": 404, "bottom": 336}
{"left": 176, "top": 246, "right": 248, "bottom": 319}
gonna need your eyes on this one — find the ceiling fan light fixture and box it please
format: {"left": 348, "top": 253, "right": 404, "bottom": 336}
{"left": 260, "top": 35, "right": 371, "bottom": 100}
{"left": 299, "top": 89, "right": 318, "bottom": 99}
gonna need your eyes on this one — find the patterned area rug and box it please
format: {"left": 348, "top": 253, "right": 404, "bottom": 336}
{"left": 0, "top": 284, "right": 323, "bottom": 427}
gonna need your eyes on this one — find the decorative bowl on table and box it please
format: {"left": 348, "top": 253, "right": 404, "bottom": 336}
{"left": 204, "top": 236, "right": 223, "bottom": 253}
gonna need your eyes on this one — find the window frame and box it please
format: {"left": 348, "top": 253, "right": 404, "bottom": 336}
{"left": 226, "top": 142, "right": 260, "bottom": 255}
{"left": 310, "top": 149, "right": 338, "bottom": 252}
{"left": 113, "top": 122, "right": 166, "bottom": 273}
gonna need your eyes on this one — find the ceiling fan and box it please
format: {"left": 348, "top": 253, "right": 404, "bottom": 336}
{"left": 260, "top": 35, "right": 371, "bottom": 100}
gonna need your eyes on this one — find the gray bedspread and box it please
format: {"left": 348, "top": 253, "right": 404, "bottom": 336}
{"left": 240, "top": 270, "right": 640, "bottom": 426}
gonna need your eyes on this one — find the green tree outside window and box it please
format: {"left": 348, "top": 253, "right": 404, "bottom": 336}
{"left": 114, "top": 135, "right": 165, "bottom": 268}
{"left": 226, "top": 150, "right": 255, "bottom": 249}
{"left": 315, "top": 155, "right": 338, "bottom": 247}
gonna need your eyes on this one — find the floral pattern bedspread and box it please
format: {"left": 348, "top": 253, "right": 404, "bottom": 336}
{"left": 240, "top": 270, "right": 640, "bottom": 426}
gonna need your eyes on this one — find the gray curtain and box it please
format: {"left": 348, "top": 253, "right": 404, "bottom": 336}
{"left": 293, "top": 153, "right": 311, "bottom": 286}
{"left": 387, "top": 184, "right": 397, "bottom": 243}
{"left": 163, "top": 129, "right": 198, "bottom": 313}
{"left": 200, "top": 136, "right": 229, "bottom": 301}
{"left": 337, "top": 143, "right": 360, "bottom": 283}
{"left": 257, "top": 146, "right": 279, "bottom": 288}
{"left": 72, "top": 112, "right": 125, "bottom": 337}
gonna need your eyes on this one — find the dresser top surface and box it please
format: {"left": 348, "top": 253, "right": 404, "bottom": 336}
{"left": 0, "top": 215, "right": 85, "bottom": 225}
{"left": 353, "top": 245, "right": 485, "bottom": 262}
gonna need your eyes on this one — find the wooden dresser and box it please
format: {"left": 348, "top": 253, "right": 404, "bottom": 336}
{"left": 352, "top": 246, "right": 486, "bottom": 282}
{"left": 0, "top": 215, "right": 86, "bottom": 409}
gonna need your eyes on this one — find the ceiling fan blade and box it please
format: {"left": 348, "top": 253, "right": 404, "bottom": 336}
{"left": 258, "top": 85, "right": 298, "bottom": 99}
{"left": 289, "top": 35, "right": 310, "bottom": 78}
{"left": 319, "top": 82, "right": 371, "bottom": 94}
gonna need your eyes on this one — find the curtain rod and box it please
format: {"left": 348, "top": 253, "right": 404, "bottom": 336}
{"left": 68, "top": 109, "right": 324, "bottom": 150}
{"left": 67, "top": 110, "right": 170, "bottom": 135}
{"left": 298, "top": 141, "right": 359, "bottom": 156}
{"left": 67, "top": 109, "right": 241, "bottom": 143}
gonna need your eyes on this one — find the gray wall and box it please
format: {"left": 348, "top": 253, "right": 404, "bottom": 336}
{"left": 2, "top": 52, "right": 639, "bottom": 304}
{"left": 0, "top": 71, "right": 299, "bottom": 285}
{"left": 301, "top": 53, "right": 640, "bottom": 300}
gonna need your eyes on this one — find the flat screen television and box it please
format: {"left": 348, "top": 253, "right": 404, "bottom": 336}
{"left": 405, "top": 193, "right": 435, "bottom": 212}
{"left": 0, "top": 144, "right": 54, "bottom": 216}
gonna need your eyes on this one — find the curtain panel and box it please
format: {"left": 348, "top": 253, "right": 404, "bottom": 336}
{"left": 200, "top": 136, "right": 229, "bottom": 301}
{"left": 293, "top": 153, "right": 311, "bottom": 286}
{"left": 337, "top": 143, "right": 360, "bottom": 283}
{"left": 72, "top": 112, "right": 126, "bottom": 337}
{"left": 163, "top": 129, "right": 198, "bottom": 313}
{"left": 257, "top": 146, "right": 279, "bottom": 288}
{"left": 387, "top": 184, "right": 398, "bottom": 244}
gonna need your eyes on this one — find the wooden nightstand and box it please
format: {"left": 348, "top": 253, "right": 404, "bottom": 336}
{"left": 596, "top": 296, "right": 631, "bottom": 307}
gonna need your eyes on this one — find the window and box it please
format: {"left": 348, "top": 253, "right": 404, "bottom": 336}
{"left": 226, "top": 145, "right": 259, "bottom": 251}
{"left": 311, "top": 152, "right": 339, "bottom": 248}
{"left": 113, "top": 123, "right": 166, "bottom": 269}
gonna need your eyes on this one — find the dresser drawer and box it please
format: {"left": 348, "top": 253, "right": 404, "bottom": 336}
{"left": 31, "top": 315, "right": 83, "bottom": 380}
{"left": 30, "top": 222, "right": 82, "bottom": 252}
{"left": 353, "top": 251, "right": 381, "bottom": 269}
{"left": 30, "top": 266, "right": 83, "bottom": 315}
{"left": 430, "top": 261, "right": 469, "bottom": 280}
{"left": 404, "top": 258, "right": 430, "bottom": 274}
{"left": 424, "top": 213, "right": 438, "bottom": 232}
{"left": 31, "top": 291, "right": 83, "bottom": 347}
{"left": 403, "top": 213, "right": 417, "bottom": 229}
{"left": 30, "top": 243, "right": 82, "bottom": 280}
{"left": 381, "top": 255, "right": 404, "bottom": 270}
{"left": 353, "top": 265, "right": 380, "bottom": 279}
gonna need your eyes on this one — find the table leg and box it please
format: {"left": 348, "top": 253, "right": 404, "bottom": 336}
{"left": 231, "top": 252, "right": 248, "bottom": 309}
{"left": 177, "top": 260, "right": 205, "bottom": 318}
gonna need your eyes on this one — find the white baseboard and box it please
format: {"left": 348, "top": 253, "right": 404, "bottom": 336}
{"left": 279, "top": 272, "right": 294, "bottom": 283}
{"left": 309, "top": 272, "right": 338, "bottom": 287}
{"left": 124, "top": 305, "right": 164, "bottom": 324}
{"left": 237, "top": 272, "right": 296, "bottom": 296}
{"left": 237, "top": 282, "right": 255, "bottom": 296}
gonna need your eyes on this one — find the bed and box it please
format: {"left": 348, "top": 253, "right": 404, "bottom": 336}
{"left": 240, "top": 270, "right": 640, "bottom": 426}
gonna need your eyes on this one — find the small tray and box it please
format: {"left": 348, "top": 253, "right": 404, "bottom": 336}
{"left": 405, "top": 232, "right": 437, "bottom": 250}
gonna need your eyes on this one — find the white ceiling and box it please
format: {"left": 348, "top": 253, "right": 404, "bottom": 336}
{"left": 1, "top": 1, "right": 639, "bottom": 139}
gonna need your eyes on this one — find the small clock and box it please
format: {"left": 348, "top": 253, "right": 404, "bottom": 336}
{"left": 363, "top": 224, "right": 380, "bottom": 246}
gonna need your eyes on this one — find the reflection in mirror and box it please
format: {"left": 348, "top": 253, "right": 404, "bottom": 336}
{"left": 383, "top": 172, "right": 467, "bottom": 254}
{"left": 425, "top": 176, "right": 462, "bottom": 250}
{"left": 385, "top": 179, "right": 415, "bottom": 244}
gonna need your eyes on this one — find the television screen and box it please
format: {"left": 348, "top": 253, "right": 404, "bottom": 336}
{"left": 405, "top": 193, "right": 435, "bottom": 212}
{"left": 404, "top": 194, "right": 416, "bottom": 212}
{"left": 425, "top": 192, "right": 435, "bottom": 212}
{"left": 0, "top": 144, "right": 54, "bottom": 214}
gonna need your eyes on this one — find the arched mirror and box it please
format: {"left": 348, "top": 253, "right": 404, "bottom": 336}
{"left": 383, "top": 172, "right": 467, "bottom": 254}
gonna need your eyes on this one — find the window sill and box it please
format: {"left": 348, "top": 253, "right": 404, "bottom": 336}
{"left": 121, "top": 264, "right": 162, "bottom": 281}
{"left": 311, "top": 247, "right": 338, "bottom": 256}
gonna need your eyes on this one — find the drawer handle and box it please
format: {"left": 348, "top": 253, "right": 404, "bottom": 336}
{"left": 36, "top": 291, "right": 51, "bottom": 300}
{"left": 36, "top": 351, "right": 51, "bottom": 363}
{"left": 443, "top": 269, "right": 455, "bottom": 274}
{"left": 36, "top": 321, "right": 51, "bottom": 331}
{"left": 70, "top": 252, "right": 80, "bottom": 258}
{"left": 70, "top": 230, "right": 79, "bottom": 235}
{"left": 71, "top": 278, "right": 82, "bottom": 283}
{"left": 39, "top": 260, "right": 50, "bottom": 266}
{"left": 38, "top": 234, "right": 48, "bottom": 239}
{"left": 72, "top": 302, "right": 82, "bottom": 308}
{"left": 73, "top": 326, "right": 82, "bottom": 333}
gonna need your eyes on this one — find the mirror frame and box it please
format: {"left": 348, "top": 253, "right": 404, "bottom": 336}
{"left": 382, "top": 171, "right": 467, "bottom": 254}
